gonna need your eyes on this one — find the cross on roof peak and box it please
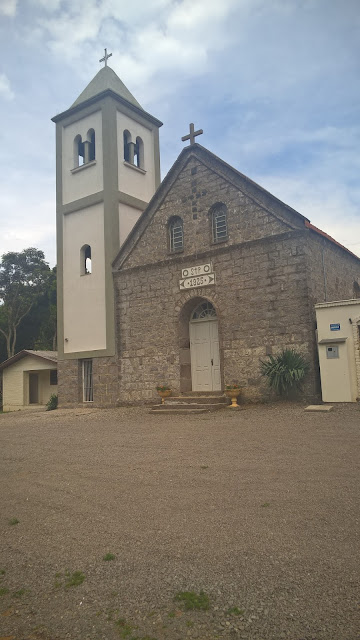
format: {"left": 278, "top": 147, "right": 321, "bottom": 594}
{"left": 181, "top": 123, "right": 203, "bottom": 146}
{"left": 99, "top": 48, "right": 112, "bottom": 67}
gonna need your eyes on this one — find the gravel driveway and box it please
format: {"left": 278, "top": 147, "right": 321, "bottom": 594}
{"left": 0, "top": 403, "right": 359, "bottom": 640}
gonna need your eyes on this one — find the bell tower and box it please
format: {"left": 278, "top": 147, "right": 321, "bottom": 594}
{"left": 52, "top": 57, "right": 162, "bottom": 366}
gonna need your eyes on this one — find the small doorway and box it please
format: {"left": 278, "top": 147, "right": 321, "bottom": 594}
{"left": 190, "top": 301, "right": 221, "bottom": 392}
{"left": 29, "top": 373, "right": 39, "bottom": 404}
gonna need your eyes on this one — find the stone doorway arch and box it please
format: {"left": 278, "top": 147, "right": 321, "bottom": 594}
{"left": 178, "top": 295, "right": 222, "bottom": 393}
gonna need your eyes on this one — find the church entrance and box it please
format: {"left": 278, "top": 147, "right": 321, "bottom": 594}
{"left": 189, "top": 301, "right": 221, "bottom": 392}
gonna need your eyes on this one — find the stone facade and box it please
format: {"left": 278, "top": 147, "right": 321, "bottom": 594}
{"left": 58, "top": 356, "right": 118, "bottom": 408}
{"left": 59, "top": 145, "right": 360, "bottom": 407}
{"left": 110, "top": 146, "right": 360, "bottom": 404}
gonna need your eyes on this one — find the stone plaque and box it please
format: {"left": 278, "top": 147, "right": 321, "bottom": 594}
{"left": 181, "top": 263, "right": 212, "bottom": 278}
{"left": 179, "top": 273, "right": 215, "bottom": 290}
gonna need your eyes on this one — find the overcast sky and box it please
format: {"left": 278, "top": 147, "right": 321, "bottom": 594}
{"left": 0, "top": 0, "right": 359, "bottom": 266}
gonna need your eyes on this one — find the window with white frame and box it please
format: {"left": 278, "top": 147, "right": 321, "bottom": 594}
{"left": 82, "top": 359, "right": 93, "bottom": 402}
{"left": 210, "top": 202, "right": 228, "bottom": 243}
{"left": 169, "top": 216, "right": 184, "bottom": 252}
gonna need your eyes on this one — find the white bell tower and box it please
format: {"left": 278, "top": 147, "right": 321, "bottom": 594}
{"left": 52, "top": 55, "right": 162, "bottom": 362}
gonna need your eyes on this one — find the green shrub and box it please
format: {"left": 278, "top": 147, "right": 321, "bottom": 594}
{"left": 46, "top": 393, "right": 58, "bottom": 411}
{"left": 260, "top": 349, "right": 309, "bottom": 396}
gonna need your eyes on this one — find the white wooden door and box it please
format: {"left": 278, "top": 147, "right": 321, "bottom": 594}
{"left": 190, "top": 320, "right": 221, "bottom": 392}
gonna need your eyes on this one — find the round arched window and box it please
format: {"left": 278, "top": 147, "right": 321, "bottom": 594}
{"left": 191, "top": 301, "right": 217, "bottom": 321}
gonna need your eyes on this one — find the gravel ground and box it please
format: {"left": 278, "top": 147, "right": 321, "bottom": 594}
{"left": 0, "top": 403, "right": 359, "bottom": 640}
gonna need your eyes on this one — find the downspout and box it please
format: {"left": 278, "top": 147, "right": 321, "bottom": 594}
{"left": 321, "top": 243, "right": 327, "bottom": 302}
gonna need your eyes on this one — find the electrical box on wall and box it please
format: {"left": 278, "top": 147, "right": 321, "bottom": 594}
{"left": 326, "top": 345, "right": 339, "bottom": 359}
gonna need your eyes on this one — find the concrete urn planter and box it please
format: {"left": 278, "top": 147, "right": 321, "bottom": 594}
{"left": 225, "top": 388, "right": 241, "bottom": 408}
{"left": 157, "top": 389, "right": 172, "bottom": 405}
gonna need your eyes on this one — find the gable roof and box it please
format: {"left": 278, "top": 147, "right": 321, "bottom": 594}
{"left": 0, "top": 350, "right": 58, "bottom": 372}
{"left": 112, "top": 143, "right": 309, "bottom": 270}
{"left": 113, "top": 143, "right": 360, "bottom": 271}
{"left": 305, "top": 220, "right": 360, "bottom": 260}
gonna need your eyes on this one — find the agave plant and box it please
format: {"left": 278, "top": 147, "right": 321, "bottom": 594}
{"left": 260, "top": 349, "right": 309, "bottom": 396}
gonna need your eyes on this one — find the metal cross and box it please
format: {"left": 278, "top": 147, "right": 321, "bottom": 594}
{"left": 181, "top": 123, "right": 203, "bottom": 145}
{"left": 99, "top": 48, "right": 112, "bottom": 67}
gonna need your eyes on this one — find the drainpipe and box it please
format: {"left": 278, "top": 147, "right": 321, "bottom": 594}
{"left": 321, "top": 244, "right": 327, "bottom": 302}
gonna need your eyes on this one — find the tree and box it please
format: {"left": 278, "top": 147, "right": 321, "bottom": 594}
{"left": 0, "top": 248, "right": 52, "bottom": 359}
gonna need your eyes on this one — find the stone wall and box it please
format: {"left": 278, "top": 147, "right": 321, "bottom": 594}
{"left": 115, "top": 229, "right": 317, "bottom": 404}
{"left": 58, "top": 356, "right": 118, "bottom": 408}
{"left": 121, "top": 155, "right": 295, "bottom": 271}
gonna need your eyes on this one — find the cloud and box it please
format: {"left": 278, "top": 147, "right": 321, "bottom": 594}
{"left": 0, "top": 73, "right": 14, "bottom": 100}
{"left": 0, "top": 0, "right": 17, "bottom": 17}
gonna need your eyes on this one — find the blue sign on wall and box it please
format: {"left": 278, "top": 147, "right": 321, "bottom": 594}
{"left": 330, "top": 323, "right": 340, "bottom": 331}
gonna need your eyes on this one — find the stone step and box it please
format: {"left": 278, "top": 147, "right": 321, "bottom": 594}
{"left": 166, "top": 395, "right": 227, "bottom": 405}
{"left": 153, "top": 402, "right": 226, "bottom": 411}
{"left": 151, "top": 407, "right": 215, "bottom": 415}
{"left": 179, "top": 391, "right": 224, "bottom": 397}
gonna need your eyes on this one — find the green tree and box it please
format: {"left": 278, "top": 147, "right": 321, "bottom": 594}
{"left": 0, "top": 248, "right": 52, "bottom": 359}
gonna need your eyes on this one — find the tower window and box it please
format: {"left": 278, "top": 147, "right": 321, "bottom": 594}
{"left": 80, "top": 244, "right": 92, "bottom": 275}
{"left": 134, "top": 136, "right": 144, "bottom": 169}
{"left": 74, "top": 134, "right": 84, "bottom": 167}
{"left": 123, "top": 130, "right": 132, "bottom": 163}
{"left": 169, "top": 216, "right": 184, "bottom": 252}
{"left": 210, "top": 202, "right": 228, "bottom": 243}
{"left": 87, "top": 128, "right": 96, "bottom": 162}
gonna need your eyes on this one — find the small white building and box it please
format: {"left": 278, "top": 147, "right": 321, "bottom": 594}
{"left": 315, "top": 300, "right": 360, "bottom": 403}
{"left": 0, "top": 350, "right": 58, "bottom": 412}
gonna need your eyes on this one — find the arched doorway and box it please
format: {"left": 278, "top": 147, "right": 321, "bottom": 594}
{"left": 189, "top": 301, "right": 221, "bottom": 392}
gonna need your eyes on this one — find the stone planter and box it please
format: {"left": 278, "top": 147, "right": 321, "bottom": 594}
{"left": 157, "top": 389, "right": 171, "bottom": 404}
{"left": 225, "top": 388, "right": 241, "bottom": 408}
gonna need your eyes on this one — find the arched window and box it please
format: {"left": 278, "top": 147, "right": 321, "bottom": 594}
{"left": 87, "top": 128, "right": 95, "bottom": 162}
{"left": 191, "top": 301, "right": 217, "bottom": 321}
{"left": 123, "top": 130, "right": 132, "bottom": 163}
{"left": 74, "top": 134, "right": 84, "bottom": 168}
{"left": 354, "top": 281, "right": 360, "bottom": 299}
{"left": 80, "top": 244, "right": 92, "bottom": 275}
{"left": 210, "top": 202, "right": 228, "bottom": 243}
{"left": 134, "top": 136, "right": 144, "bottom": 169}
{"left": 169, "top": 216, "right": 184, "bottom": 252}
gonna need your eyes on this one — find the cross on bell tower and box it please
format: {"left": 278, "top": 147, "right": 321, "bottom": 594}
{"left": 181, "top": 123, "right": 203, "bottom": 146}
{"left": 99, "top": 48, "right": 112, "bottom": 67}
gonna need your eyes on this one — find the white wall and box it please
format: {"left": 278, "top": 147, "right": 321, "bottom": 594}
{"left": 63, "top": 203, "right": 107, "bottom": 353}
{"left": 316, "top": 300, "right": 360, "bottom": 402}
{"left": 62, "top": 110, "right": 103, "bottom": 205}
{"left": 119, "top": 203, "right": 142, "bottom": 246}
{"left": 117, "top": 111, "right": 156, "bottom": 202}
{"left": 3, "top": 356, "right": 57, "bottom": 412}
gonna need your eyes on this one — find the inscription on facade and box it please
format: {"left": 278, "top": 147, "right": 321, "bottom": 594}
{"left": 179, "top": 263, "right": 215, "bottom": 290}
{"left": 182, "top": 263, "right": 212, "bottom": 278}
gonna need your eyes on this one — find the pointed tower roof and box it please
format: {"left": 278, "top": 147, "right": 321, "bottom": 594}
{"left": 71, "top": 66, "right": 143, "bottom": 110}
{"left": 52, "top": 65, "right": 162, "bottom": 127}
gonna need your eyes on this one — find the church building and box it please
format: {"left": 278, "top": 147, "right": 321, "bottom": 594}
{"left": 52, "top": 59, "right": 360, "bottom": 407}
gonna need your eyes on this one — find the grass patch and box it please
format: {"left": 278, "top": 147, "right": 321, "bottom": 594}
{"left": 114, "top": 618, "right": 134, "bottom": 638}
{"left": 168, "top": 610, "right": 176, "bottom": 618}
{"left": 174, "top": 590, "right": 210, "bottom": 611}
{"left": 200, "top": 465, "right": 209, "bottom": 469}
{"left": 0, "top": 587, "right": 9, "bottom": 596}
{"left": 8, "top": 517, "right": 19, "bottom": 526}
{"left": 64, "top": 570, "right": 85, "bottom": 588}
{"left": 13, "top": 588, "right": 27, "bottom": 598}
{"left": 0, "top": 569, "right": 5, "bottom": 576}
{"left": 261, "top": 502, "right": 271, "bottom": 508}
{"left": 103, "top": 552, "right": 116, "bottom": 561}
{"left": 227, "top": 606, "right": 244, "bottom": 616}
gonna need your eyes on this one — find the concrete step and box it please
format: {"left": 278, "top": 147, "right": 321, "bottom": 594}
{"left": 166, "top": 395, "right": 227, "bottom": 405}
{"left": 151, "top": 407, "right": 215, "bottom": 415}
{"left": 153, "top": 402, "right": 226, "bottom": 411}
